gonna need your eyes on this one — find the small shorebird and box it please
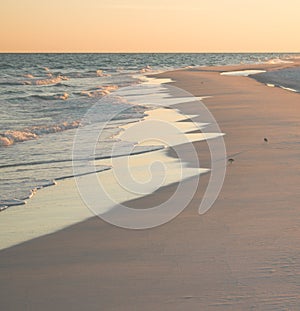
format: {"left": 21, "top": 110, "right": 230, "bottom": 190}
{"left": 264, "top": 137, "right": 268, "bottom": 143}
{"left": 228, "top": 158, "right": 234, "bottom": 164}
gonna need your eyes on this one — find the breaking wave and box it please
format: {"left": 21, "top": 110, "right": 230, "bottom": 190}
{"left": 140, "top": 65, "right": 152, "bottom": 73}
{"left": 267, "top": 58, "right": 294, "bottom": 65}
{"left": 80, "top": 85, "right": 119, "bottom": 97}
{"left": 34, "top": 75, "right": 69, "bottom": 85}
{"left": 32, "top": 92, "right": 69, "bottom": 100}
{"left": 0, "top": 120, "right": 81, "bottom": 147}
{"left": 96, "top": 69, "right": 111, "bottom": 77}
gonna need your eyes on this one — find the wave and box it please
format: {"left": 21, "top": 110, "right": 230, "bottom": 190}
{"left": 80, "top": 85, "right": 119, "bottom": 97}
{"left": 32, "top": 92, "right": 69, "bottom": 100}
{"left": 0, "top": 158, "right": 73, "bottom": 169}
{"left": 0, "top": 144, "right": 164, "bottom": 169}
{"left": 140, "top": 65, "right": 152, "bottom": 73}
{"left": 281, "top": 54, "right": 300, "bottom": 61}
{"left": 0, "top": 74, "right": 69, "bottom": 86}
{"left": 55, "top": 167, "right": 111, "bottom": 181}
{"left": 96, "top": 69, "right": 111, "bottom": 77}
{"left": 23, "top": 74, "right": 35, "bottom": 78}
{"left": 0, "top": 199, "right": 27, "bottom": 207}
{"left": 0, "top": 80, "right": 28, "bottom": 86}
{"left": 265, "top": 83, "right": 298, "bottom": 93}
{"left": 0, "top": 63, "right": 14, "bottom": 69}
{"left": 67, "top": 69, "right": 111, "bottom": 78}
{"left": 0, "top": 131, "right": 38, "bottom": 146}
{"left": 52, "top": 82, "right": 71, "bottom": 88}
{"left": 279, "top": 85, "right": 298, "bottom": 93}
{"left": 0, "top": 144, "right": 165, "bottom": 210}
{"left": 0, "top": 205, "right": 8, "bottom": 211}
{"left": 34, "top": 75, "right": 69, "bottom": 85}
{"left": 0, "top": 166, "right": 112, "bottom": 211}
{"left": 267, "top": 58, "right": 293, "bottom": 65}
{"left": 0, "top": 120, "right": 81, "bottom": 147}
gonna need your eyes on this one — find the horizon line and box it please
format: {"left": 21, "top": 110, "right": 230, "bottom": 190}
{"left": 1, "top": 51, "right": 300, "bottom": 54}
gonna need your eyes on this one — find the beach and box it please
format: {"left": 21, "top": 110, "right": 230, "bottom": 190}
{"left": 1, "top": 60, "right": 300, "bottom": 310}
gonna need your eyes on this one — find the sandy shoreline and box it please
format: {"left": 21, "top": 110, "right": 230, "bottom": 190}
{"left": 1, "top": 61, "right": 300, "bottom": 310}
{"left": 0, "top": 92, "right": 214, "bottom": 249}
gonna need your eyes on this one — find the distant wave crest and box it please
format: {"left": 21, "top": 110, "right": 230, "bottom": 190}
{"left": 267, "top": 58, "right": 293, "bottom": 65}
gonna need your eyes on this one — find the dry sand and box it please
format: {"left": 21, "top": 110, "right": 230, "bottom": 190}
{"left": 1, "top": 61, "right": 300, "bottom": 310}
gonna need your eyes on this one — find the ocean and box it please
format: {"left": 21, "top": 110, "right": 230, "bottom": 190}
{"left": 0, "top": 53, "right": 299, "bottom": 210}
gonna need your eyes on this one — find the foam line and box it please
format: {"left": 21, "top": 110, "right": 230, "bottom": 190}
{"left": 220, "top": 70, "right": 266, "bottom": 77}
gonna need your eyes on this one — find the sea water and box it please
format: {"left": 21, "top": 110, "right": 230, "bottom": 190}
{"left": 0, "top": 53, "right": 298, "bottom": 209}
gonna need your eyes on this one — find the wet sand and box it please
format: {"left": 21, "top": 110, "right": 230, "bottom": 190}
{"left": 1, "top": 61, "right": 300, "bottom": 310}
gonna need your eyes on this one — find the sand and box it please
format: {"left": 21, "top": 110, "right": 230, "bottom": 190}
{"left": 1, "top": 61, "right": 300, "bottom": 310}
{"left": 0, "top": 106, "right": 213, "bottom": 249}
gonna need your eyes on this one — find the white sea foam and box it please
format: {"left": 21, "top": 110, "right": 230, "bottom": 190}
{"left": 96, "top": 69, "right": 110, "bottom": 77}
{"left": 0, "top": 121, "right": 81, "bottom": 147}
{"left": 80, "top": 85, "right": 119, "bottom": 97}
{"left": 0, "top": 205, "right": 8, "bottom": 211}
{"left": 0, "top": 199, "right": 27, "bottom": 207}
{"left": 34, "top": 75, "right": 69, "bottom": 85}
{"left": 265, "top": 83, "right": 298, "bottom": 93}
{"left": 0, "top": 131, "right": 38, "bottom": 146}
{"left": 267, "top": 58, "right": 293, "bottom": 64}
{"left": 139, "top": 76, "right": 174, "bottom": 85}
{"left": 280, "top": 86, "right": 298, "bottom": 93}
{"left": 220, "top": 70, "right": 266, "bottom": 77}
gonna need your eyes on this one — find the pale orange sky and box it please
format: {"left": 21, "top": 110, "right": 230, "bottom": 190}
{"left": 1, "top": 0, "right": 299, "bottom": 52}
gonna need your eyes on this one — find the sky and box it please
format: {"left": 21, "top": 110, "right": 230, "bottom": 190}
{"left": 1, "top": 0, "right": 299, "bottom": 52}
